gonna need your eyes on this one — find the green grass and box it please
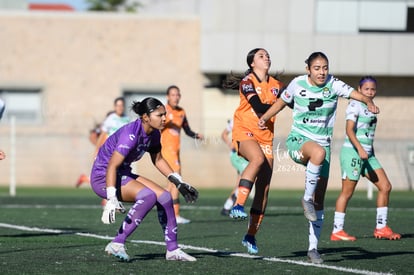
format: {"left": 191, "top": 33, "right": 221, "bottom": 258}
{"left": 0, "top": 187, "right": 412, "bottom": 274}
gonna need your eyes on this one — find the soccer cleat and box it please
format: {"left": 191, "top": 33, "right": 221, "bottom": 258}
{"left": 307, "top": 249, "right": 323, "bottom": 264}
{"left": 105, "top": 242, "right": 130, "bottom": 262}
{"left": 242, "top": 234, "right": 258, "bottom": 254}
{"left": 301, "top": 198, "right": 317, "bottom": 222}
{"left": 76, "top": 174, "right": 89, "bottom": 188}
{"left": 166, "top": 248, "right": 197, "bottom": 261}
{"left": 176, "top": 216, "right": 191, "bottom": 224}
{"left": 229, "top": 204, "right": 248, "bottom": 220}
{"left": 374, "top": 226, "right": 401, "bottom": 240}
{"left": 330, "top": 230, "right": 356, "bottom": 241}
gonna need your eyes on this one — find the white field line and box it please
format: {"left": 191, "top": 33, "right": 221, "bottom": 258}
{"left": 0, "top": 222, "right": 392, "bottom": 275}
{"left": 1, "top": 204, "right": 414, "bottom": 213}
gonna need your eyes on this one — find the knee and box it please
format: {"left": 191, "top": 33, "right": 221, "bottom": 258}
{"left": 378, "top": 182, "right": 392, "bottom": 194}
{"left": 137, "top": 188, "right": 157, "bottom": 204}
{"left": 312, "top": 147, "right": 326, "bottom": 164}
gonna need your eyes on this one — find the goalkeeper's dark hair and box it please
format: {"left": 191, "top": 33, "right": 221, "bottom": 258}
{"left": 131, "top": 97, "right": 164, "bottom": 117}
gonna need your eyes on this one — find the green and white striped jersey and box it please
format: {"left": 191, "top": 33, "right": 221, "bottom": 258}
{"left": 281, "top": 74, "right": 354, "bottom": 146}
{"left": 343, "top": 99, "right": 377, "bottom": 155}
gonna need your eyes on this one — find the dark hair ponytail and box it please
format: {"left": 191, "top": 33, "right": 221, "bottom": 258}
{"left": 131, "top": 97, "right": 164, "bottom": 117}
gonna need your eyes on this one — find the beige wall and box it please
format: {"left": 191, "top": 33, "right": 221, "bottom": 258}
{"left": 0, "top": 12, "right": 413, "bottom": 191}
{"left": 0, "top": 12, "right": 204, "bottom": 186}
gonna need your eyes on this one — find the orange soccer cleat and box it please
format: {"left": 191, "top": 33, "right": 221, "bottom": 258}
{"left": 373, "top": 226, "right": 401, "bottom": 240}
{"left": 330, "top": 230, "right": 356, "bottom": 241}
{"left": 76, "top": 174, "right": 90, "bottom": 188}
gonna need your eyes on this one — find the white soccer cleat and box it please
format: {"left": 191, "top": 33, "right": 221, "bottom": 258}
{"left": 176, "top": 216, "right": 191, "bottom": 224}
{"left": 105, "top": 242, "right": 130, "bottom": 262}
{"left": 166, "top": 248, "right": 196, "bottom": 261}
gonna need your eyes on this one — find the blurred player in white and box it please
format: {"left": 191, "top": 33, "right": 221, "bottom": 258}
{"left": 331, "top": 76, "right": 401, "bottom": 241}
{"left": 77, "top": 97, "right": 130, "bottom": 187}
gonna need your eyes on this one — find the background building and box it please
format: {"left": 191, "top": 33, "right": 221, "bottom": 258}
{"left": 0, "top": 0, "right": 413, "bottom": 190}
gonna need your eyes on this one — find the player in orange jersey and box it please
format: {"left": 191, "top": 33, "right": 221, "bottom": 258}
{"left": 222, "top": 48, "right": 284, "bottom": 254}
{"left": 161, "top": 85, "right": 203, "bottom": 224}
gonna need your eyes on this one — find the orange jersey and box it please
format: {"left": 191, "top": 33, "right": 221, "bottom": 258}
{"left": 232, "top": 73, "right": 283, "bottom": 148}
{"left": 161, "top": 104, "right": 186, "bottom": 150}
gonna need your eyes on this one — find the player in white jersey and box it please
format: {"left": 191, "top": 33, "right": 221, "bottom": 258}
{"left": 331, "top": 76, "right": 401, "bottom": 242}
{"left": 258, "top": 52, "right": 379, "bottom": 264}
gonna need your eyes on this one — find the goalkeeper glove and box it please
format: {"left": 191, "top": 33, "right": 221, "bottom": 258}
{"left": 101, "top": 187, "right": 126, "bottom": 224}
{"left": 168, "top": 172, "right": 199, "bottom": 203}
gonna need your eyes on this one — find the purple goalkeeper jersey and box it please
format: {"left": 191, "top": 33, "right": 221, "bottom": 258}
{"left": 92, "top": 119, "right": 161, "bottom": 176}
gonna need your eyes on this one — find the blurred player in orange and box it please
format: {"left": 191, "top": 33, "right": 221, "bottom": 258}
{"left": 222, "top": 48, "right": 284, "bottom": 254}
{"left": 161, "top": 85, "right": 203, "bottom": 224}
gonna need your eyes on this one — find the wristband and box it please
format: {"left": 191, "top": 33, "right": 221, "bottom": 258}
{"left": 168, "top": 172, "right": 182, "bottom": 182}
{"left": 106, "top": 186, "right": 117, "bottom": 199}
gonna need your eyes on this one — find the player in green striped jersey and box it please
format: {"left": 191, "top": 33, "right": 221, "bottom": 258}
{"left": 331, "top": 76, "right": 400, "bottom": 242}
{"left": 258, "top": 52, "right": 379, "bottom": 264}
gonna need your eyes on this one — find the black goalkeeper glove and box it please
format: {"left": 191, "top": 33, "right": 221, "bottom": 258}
{"left": 168, "top": 172, "right": 199, "bottom": 203}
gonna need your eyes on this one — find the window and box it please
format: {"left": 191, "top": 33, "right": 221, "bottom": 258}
{"left": 0, "top": 88, "right": 43, "bottom": 124}
{"left": 123, "top": 90, "right": 165, "bottom": 118}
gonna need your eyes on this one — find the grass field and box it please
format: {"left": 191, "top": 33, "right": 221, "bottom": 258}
{"left": 0, "top": 187, "right": 412, "bottom": 275}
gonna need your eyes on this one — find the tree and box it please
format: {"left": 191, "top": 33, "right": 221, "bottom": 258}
{"left": 86, "top": 0, "right": 140, "bottom": 12}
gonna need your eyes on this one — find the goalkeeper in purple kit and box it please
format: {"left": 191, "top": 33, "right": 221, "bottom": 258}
{"left": 90, "top": 97, "right": 198, "bottom": 262}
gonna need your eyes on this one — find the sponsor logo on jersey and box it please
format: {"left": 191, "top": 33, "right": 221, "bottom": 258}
{"left": 129, "top": 134, "right": 135, "bottom": 141}
{"left": 246, "top": 132, "right": 254, "bottom": 137}
{"left": 256, "top": 87, "right": 262, "bottom": 94}
{"left": 299, "top": 90, "right": 306, "bottom": 97}
{"left": 271, "top": 87, "right": 279, "bottom": 96}
{"left": 242, "top": 83, "right": 254, "bottom": 93}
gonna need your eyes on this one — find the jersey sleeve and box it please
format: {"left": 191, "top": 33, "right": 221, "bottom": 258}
{"left": 114, "top": 127, "right": 136, "bottom": 157}
{"left": 345, "top": 100, "right": 359, "bottom": 122}
{"left": 101, "top": 114, "right": 112, "bottom": 133}
{"left": 240, "top": 77, "right": 257, "bottom": 98}
{"left": 333, "top": 78, "right": 354, "bottom": 98}
{"left": 280, "top": 81, "right": 295, "bottom": 104}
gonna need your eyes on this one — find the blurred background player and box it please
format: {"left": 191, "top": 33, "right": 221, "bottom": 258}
{"left": 77, "top": 97, "right": 130, "bottom": 187}
{"left": 223, "top": 48, "right": 284, "bottom": 254}
{"left": 220, "top": 118, "right": 249, "bottom": 216}
{"left": 161, "top": 85, "right": 203, "bottom": 224}
{"left": 258, "top": 52, "right": 379, "bottom": 263}
{"left": 90, "top": 97, "right": 198, "bottom": 262}
{"left": 331, "top": 76, "right": 401, "bottom": 242}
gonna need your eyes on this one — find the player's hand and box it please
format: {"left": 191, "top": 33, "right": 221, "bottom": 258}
{"left": 258, "top": 118, "right": 267, "bottom": 130}
{"left": 101, "top": 197, "right": 126, "bottom": 224}
{"left": 367, "top": 101, "right": 379, "bottom": 114}
{"left": 168, "top": 173, "right": 199, "bottom": 203}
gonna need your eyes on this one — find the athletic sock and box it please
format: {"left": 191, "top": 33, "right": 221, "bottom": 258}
{"left": 247, "top": 209, "right": 264, "bottom": 236}
{"left": 303, "top": 162, "right": 322, "bottom": 201}
{"left": 234, "top": 179, "right": 254, "bottom": 207}
{"left": 333, "top": 211, "right": 345, "bottom": 233}
{"left": 173, "top": 199, "right": 180, "bottom": 217}
{"left": 157, "top": 191, "right": 179, "bottom": 251}
{"left": 113, "top": 188, "right": 156, "bottom": 244}
{"left": 376, "top": 206, "right": 388, "bottom": 229}
{"left": 308, "top": 210, "right": 324, "bottom": 251}
{"left": 223, "top": 198, "right": 234, "bottom": 210}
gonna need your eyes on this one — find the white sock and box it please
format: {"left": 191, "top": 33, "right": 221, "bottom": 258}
{"left": 303, "top": 162, "right": 322, "bottom": 201}
{"left": 223, "top": 198, "right": 234, "bottom": 210}
{"left": 333, "top": 212, "right": 345, "bottom": 233}
{"left": 376, "top": 207, "right": 388, "bottom": 229}
{"left": 308, "top": 210, "right": 324, "bottom": 251}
